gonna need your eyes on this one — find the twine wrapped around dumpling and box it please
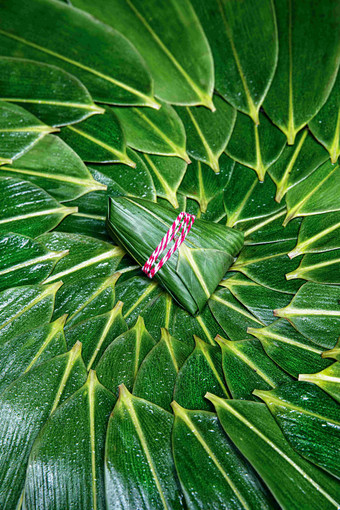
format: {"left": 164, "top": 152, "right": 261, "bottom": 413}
{"left": 107, "top": 197, "right": 244, "bottom": 316}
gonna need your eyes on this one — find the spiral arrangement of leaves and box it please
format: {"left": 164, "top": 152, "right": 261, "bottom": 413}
{"left": 0, "top": 0, "right": 339, "bottom": 508}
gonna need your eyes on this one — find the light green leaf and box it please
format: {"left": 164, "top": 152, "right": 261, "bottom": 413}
{"left": 230, "top": 240, "right": 304, "bottom": 294}
{"left": 216, "top": 335, "right": 291, "bottom": 401}
{"left": 274, "top": 282, "right": 340, "bottom": 347}
{"left": 268, "top": 129, "right": 329, "bottom": 202}
{"left": 0, "top": 56, "right": 103, "bottom": 126}
{"left": 174, "top": 96, "right": 236, "bottom": 173}
{"left": 24, "top": 370, "right": 115, "bottom": 510}
{"left": 0, "top": 315, "right": 67, "bottom": 394}
{"left": 209, "top": 287, "right": 264, "bottom": 341}
{"left": 59, "top": 107, "right": 134, "bottom": 165}
{"left": 284, "top": 160, "right": 340, "bottom": 225}
{"left": 0, "top": 101, "right": 55, "bottom": 164}
{"left": 0, "top": 177, "right": 77, "bottom": 237}
{"left": 0, "top": 281, "right": 61, "bottom": 344}
{"left": 191, "top": 0, "right": 278, "bottom": 123}
{"left": 225, "top": 111, "right": 286, "bottom": 181}
{"left": 255, "top": 382, "right": 340, "bottom": 479}
{"left": 65, "top": 301, "right": 128, "bottom": 370}
{"left": 0, "top": 0, "right": 157, "bottom": 107}
{"left": 299, "top": 362, "right": 340, "bottom": 405}
{"left": 0, "top": 343, "right": 86, "bottom": 509}
{"left": 141, "top": 153, "right": 186, "bottom": 209}
{"left": 0, "top": 232, "right": 67, "bottom": 291}
{"left": 223, "top": 162, "right": 284, "bottom": 228}
{"left": 37, "top": 232, "right": 124, "bottom": 285}
{"left": 248, "top": 319, "right": 333, "bottom": 377}
{"left": 53, "top": 273, "right": 120, "bottom": 329}
{"left": 133, "top": 328, "right": 192, "bottom": 412}
{"left": 288, "top": 212, "right": 340, "bottom": 258}
{"left": 286, "top": 249, "right": 340, "bottom": 284}
{"left": 96, "top": 316, "right": 155, "bottom": 396}
{"left": 172, "top": 405, "right": 275, "bottom": 510}
{"left": 105, "top": 386, "right": 183, "bottom": 509}
{"left": 309, "top": 70, "right": 340, "bottom": 163}
{"left": 112, "top": 102, "right": 189, "bottom": 162}
{"left": 208, "top": 396, "right": 340, "bottom": 510}
{"left": 220, "top": 273, "right": 292, "bottom": 325}
{"left": 180, "top": 155, "right": 234, "bottom": 214}
{"left": 0, "top": 135, "right": 106, "bottom": 202}
{"left": 264, "top": 0, "right": 340, "bottom": 144}
{"left": 173, "top": 335, "right": 229, "bottom": 411}
{"left": 71, "top": 0, "right": 214, "bottom": 108}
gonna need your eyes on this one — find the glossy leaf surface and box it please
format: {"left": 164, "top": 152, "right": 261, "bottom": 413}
{"left": 289, "top": 212, "right": 340, "bottom": 258}
{"left": 286, "top": 249, "right": 340, "bottom": 284}
{"left": 299, "top": 362, "right": 340, "bottom": 405}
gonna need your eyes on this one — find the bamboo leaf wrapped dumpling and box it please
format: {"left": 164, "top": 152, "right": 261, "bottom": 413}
{"left": 107, "top": 197, "right": 243, "bottom": 315}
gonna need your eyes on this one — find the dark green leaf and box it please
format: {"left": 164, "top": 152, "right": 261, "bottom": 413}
{"left": 59, "top": 107, "right": 134, "bottom": 165}
{"left": 289, "top": 212, "right": 340, "bottom": 258}
{"left": 225, "top": 111, "right": 286, "bottom": 181}
{"left": 299, "top": 362, "right": 340, "bottom": 405}
{"left": 286, "top": 249, "right": 340, "bottom": 284}
{"left": 24, "top": 371, "right": 115, "bottom": 510}
{"left": 133, "top": 328, "right": 192, "bottom": 412}
{"left": 208, "top": 396, "right": 340, "bottom": 510}
{"left": 264, "top": 0, "right": 340, "bottom": 144}
{"left": 0, "top": 56, "right": 103, "bottom": 126}
{"left": 105, "top": 385, "right": 183, "bottom": 509}
{"left": 71, "top": 0, "right": 214, "bottom": 108}
{"left": 0, "top": 0, "right": 157, "bottom": 107}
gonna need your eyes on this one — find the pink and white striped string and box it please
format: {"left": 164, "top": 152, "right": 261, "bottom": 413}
{"left": 142, "top": 212, "right": 195, "bottom": 278}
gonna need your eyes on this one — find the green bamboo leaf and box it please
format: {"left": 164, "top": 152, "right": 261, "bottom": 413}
{"left": 242, "top": 213, "right": 302, "bottom": 246}
{"left": 230, "top": 240, "right": 304, "bottom": 294}
{"left": 0, "top": 281, "right": 61, "bottom": 344}
{"left": 96, "top": 316, "right": 155, "bottom": 396}
{"left": 0, "top": 315, "right": 67, "bottom": 394}
{"left": 223, "top": 162, "right": 284, "bottom": 228}
{"left": 299, "top": 362, "right": 340, "bottom": 405}
{"left": 284, "top": 160, "right": 340, "bottom": 225}
{"left": 286, "top": 249, "right": 340, "bottom": 284}
{"left": 225, "top": 111, "right": 286, "bottom": 181}
{"left": 309, "top": 71, "right": 340, "bottom": 163}
{"left": 220, "top": 274, "right": 292, "bottom": 325}
{"left": 53, "top": 273, "right": 120, "bottom": 328}
{"left": 0, "top": 0, "right": 157, "bottom": 107}
{"left": 71, "top": 0, "right": 214, "bottom": 108}
{"left": 59, "top": 107, "right": 134, "bottom": 165}
{"left": 174, "top": 96, "right": 236, "bottom": 173}
{"left": 107, "top": 197, "right": 243, "bottom": 315}
{"left": 191, "top": 0, "right": 277, "bottom": 123}
{"left": 255, "top": 382, "right": 340, "bottom": 479}
{"left": 209, "top": 287, "right": 264, "bottom": 341}
{"left": 268, "top": 129, "right": 329, "bottom": 203}
{"left": 274, "top": 282, "right": 340, "bottom": 347}
{"left": 208, "top": 395, "right": 340, "bottom": 510}
{"left": 248, "top": 319, "right": 333, "bottom": 377}
{"left": 112, "top": 102, "right": 189, "bottom": 162}
{"left": 105, "top": 385, "right": 183, "bottom": 509}
{"left": 216, "top": 335, "right": 291, "bottom": 401}
{"left": 264, "top": 0, "right": 340, "bottom": 144}
{"left": 0, "top": 177, "right": 77, "bottom": 237}
{"left": 289, "top": 212, "right": 340, "bottom": 258}
{"left": 140, "top": 153, "right": 186, "bottom": 209}
{"left": 0, "top": 57, "right": 103, "bottom": 126}
{"left": 0, "top": 232, "right": 67, "bottom": 290}
{"left": 0, "top": 343, "right": 87, "bottom": 509}
{"left": 56, "top": 148, "right": 156, "bottom": 239}
{"left": 24, "top": 370, "right": 115, "bottom": 510}
{"left": 0, "top": 135, "right": 106, "bottom": 202}
{"left": 37, "top": 232, "right": 124, "bottom": 285}
{"left": 172, "top": 405, "right": 275, "bottom": 510}
{"left": 173, "top": 335, "right": 229, "bottom": 411}
{"left": 179, "top": 155, "right": 234, "bottom": 214}
{"left": 133, "top": 329, "right": 192, "bottom": 412}
{"left": 0, "top": 102, "right": 55, "bottom": 164}
{"left": 65, "top": 301, "right": 128, "bottom": 370}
